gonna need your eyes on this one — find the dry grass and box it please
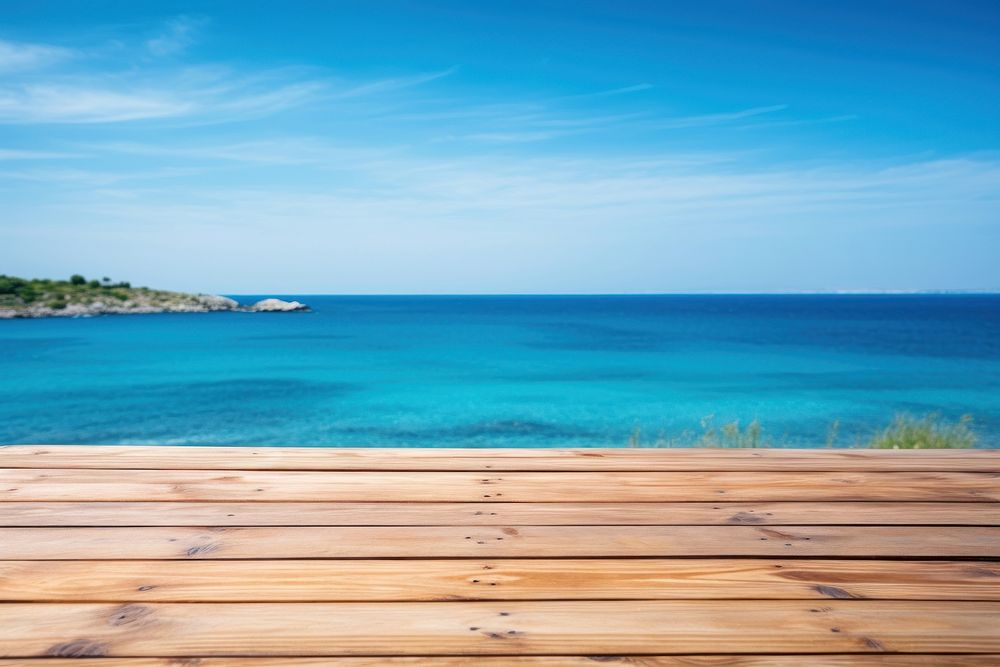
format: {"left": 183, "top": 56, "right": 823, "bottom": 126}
{"left": 627, "top": 413, "right": 978, "bottom": 449}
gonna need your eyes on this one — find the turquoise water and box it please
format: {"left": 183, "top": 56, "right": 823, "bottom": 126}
{"left": 1, "top": 295, "right": 999, "bottom": 447}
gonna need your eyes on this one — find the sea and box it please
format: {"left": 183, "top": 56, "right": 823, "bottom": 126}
{"left": 1, "top": 294, "right": 998, "bottom": 447}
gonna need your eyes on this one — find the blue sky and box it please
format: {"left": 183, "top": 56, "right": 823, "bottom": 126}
{"left": 1, "top": 0, "right": 998, "bottom": 293}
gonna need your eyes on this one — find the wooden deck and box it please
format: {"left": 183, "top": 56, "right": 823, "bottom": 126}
{"left": 1, "top": 445, "right": 998, "bottom": 665}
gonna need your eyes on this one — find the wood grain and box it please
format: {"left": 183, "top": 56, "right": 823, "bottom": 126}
{"left": 5, "top": 658, "right": 1000, "bottom": 666}
{"left": 2, "top": 601, "right": 998, "bottom": 656}
{"left": 1, "top": 525, "right": 997, "bottom": 559}
{"left": 2, "top": 559, "right": 996, "bottom": 601}
{"left": 3, "top": 469, "right": 998, "bottom": 502}
{"left": 5, "top": 445, "right": 999, "bottom": 471}
{"left": 2, "top": 446, "right": 997, "bottom": 659}
{"left": 3, "top": 501, "right": 997, "bottom": 526}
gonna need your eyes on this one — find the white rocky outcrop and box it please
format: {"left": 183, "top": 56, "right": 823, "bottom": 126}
{"left": 197, "top": 295, "right": 240, "bottom": 311}
{"left": 248, "top": 298, "right": 310, "bottom": 312}
{"left": 0, "top": 291, "right": 314, "bottom": 319}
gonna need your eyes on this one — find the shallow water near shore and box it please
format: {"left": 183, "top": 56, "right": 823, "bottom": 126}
{"left": 1, "top": 294, "right": 998, "bottom": 447}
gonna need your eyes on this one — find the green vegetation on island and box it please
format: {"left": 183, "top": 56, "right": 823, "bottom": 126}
{"left": 3, "top": 274, "right": 135, "bottom": 308}
{"left": 0, "top": 274, "right": 310, "bottom": 318}
{"left": 0, "top": 274, "right": 239, "bottom": 318}
{"left": 627, "top": 412, "right": 978, "bottom": 449}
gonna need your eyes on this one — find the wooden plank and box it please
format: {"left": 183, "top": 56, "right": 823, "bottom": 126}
{"left": 2, "top": 526, "right": 997, "bottom": 559}
{"left": 3, "top": 501, "right": 997, "bottom": 526}
{"left": 4, "top": 445, "right": 999, "bottom": 471}
{"left": 2, "top": 559, "right": 997, "bottom": 602}
{"left": 1, "top": 447, "right": 998, "bottom": 661}
{"left": 7, "top": 659, "right": 1000, "bottom": 666}
{"left": 1, "top": 601, "right": 998, "bottom": 656}
{"left": 3, "top": 469, "right": 997, "bottom": 502}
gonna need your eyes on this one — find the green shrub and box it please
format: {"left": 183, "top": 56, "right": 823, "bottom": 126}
{"left": 0, "top": 273, "right": 139, "bottom": 311}
{"left": 868, "top": 413, "right": 976, "bottom": 449}
{"left": 627, "top": 412, "right": 978, "bottom": 449}
{"left": 825, "top": 420, "right": 841, "bottom": 448}
{"left": 705, "top": 417, "right": 763, "bottom": 448}
{"left": 626, "top": 416, "right": 768, "bottom": 448}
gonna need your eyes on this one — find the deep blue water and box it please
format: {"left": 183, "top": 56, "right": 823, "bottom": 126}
{"left": 1, "top": 295, "right": 999, "bottom": 447}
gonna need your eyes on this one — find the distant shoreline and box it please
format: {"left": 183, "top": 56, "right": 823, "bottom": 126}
{"left": 0, "top": 274, "right": 309, "bottom": 319}
{"left": 223, "top": 291, "right": 1000, "bottom": 298}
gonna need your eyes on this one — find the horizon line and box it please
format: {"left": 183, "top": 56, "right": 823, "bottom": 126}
{"left": 221, "top": 290, "right": 1000, "bottom": 297}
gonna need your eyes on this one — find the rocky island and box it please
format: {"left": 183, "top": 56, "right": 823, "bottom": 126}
{"left": 0, "top": 274, "right": 309, "bottom": 319}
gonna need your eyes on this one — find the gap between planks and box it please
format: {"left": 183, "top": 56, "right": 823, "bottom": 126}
{"left": 4, "top": 658, "right": 1000, "bottom": 666}
{"left": 4, "top": 445, "right": 1000, "bottom": 471}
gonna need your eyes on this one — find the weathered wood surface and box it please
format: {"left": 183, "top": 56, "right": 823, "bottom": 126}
{"left": 0, "top": 446, "right": 998, "bottom": 660}
{"left": 3, "top": 601, "right": 1000, "bottom": 655}
{"left": 2, "top": 559, "right": 996, "bottom": 602}
{"left": 2, "top": 525, "right": 999, "bottom": 559}
{"left": 3, "top": 468, "right": 999, "bottom": 501}
{"left": 4, "top": 444, "right": 999, "bottom": 471}
{"left": 4, "top": 500, "right": 996, "bottom": 526}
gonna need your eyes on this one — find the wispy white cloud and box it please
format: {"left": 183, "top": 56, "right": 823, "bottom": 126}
{"left": 5, "top": 146, "right": 996, "bottom": 292}
{"left": 333, "top": 66, "right": 458, "bottom": 99}
{"left": 22, "top": 149, "right": 999, "bottom": 222}
{"left": 737, "top": 114, "right": 860, "bottom": 130}
{"left": 0, "top": 67, "right": 332, "bottom": 124}
{"left": 88, "top": 137, "right": 381, "bottom": 164}
{"left": 0, "top": 166, "right": 205, "bottom": 188}
{"left": 0, "top": 25, "right": 786, "bottom": 144}
{"left": 0, "top": 36, "right": 456, "bottom": 125}
{"left": 650, "top": 104, "right": 789, "bottom": 129}
{"left": 1, "top": 16, "right": 995, "bottom": 293}
{"left": 389, "top": 102, "right": 544, "bottom": 123}
{"left": 461, "top": 130, "right": 580, "bottom": 143}
{"left": 445, "top": 111, "right": 645, "bottom": 143}
{"left": 0, "top": 85, "right": 192, "bottom": 123}
{"left": 0, "top": 148, "right": 82, "bottom": 160}
{"left": 520, "top": 112, "right": 646, "bottom": 129}
{"left": 0, "top": 39, "right": 75, "bottom": 72}
{"left": 206, "top": 80, "right": 328, "bottom": 121}
{"left": 146, "top": 16, "right": 207, "bottom": 57}
{"left": 0, "top": 19, "right": 427, "bottom": 127}
{"left": 369, "top": 88, "right": 783, "bottom": 145}
{"left": 563, "top": 83, "right": 653, "bottom": 99}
